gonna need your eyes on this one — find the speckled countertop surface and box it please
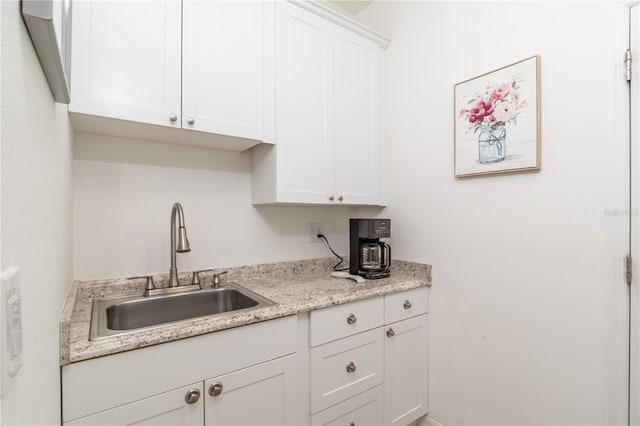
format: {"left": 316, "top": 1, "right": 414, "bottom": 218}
{"left": 60, "top": 258, "right": 431, "bottom": 366}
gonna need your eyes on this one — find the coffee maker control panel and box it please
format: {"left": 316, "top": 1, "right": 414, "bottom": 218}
{"left": 357, "top": 219, "right": 390, "bottom": 238}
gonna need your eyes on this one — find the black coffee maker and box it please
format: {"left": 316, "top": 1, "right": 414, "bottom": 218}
{"left": 349, "top": 218, "right": 391, "bottom": 279}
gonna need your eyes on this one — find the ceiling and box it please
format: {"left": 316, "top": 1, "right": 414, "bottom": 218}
{"left": 327, "top": 0, "right": 374, "bottom": 15}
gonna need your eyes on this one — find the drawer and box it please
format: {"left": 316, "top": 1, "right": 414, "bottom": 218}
{"left": 385, "top": 287, "right": 428, "bottom": 324}
{"left": 310, "top": 385, "right": 383, "bottom": 425}
{"left": 310, "top": 297, "right": 384, "bottom": 347}
{"left": 310, "top": 328, "right": 383, "bottom": 413}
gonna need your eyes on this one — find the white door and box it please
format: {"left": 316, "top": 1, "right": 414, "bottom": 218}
{"left": 69, "top": 0, "right": 182, "bottom": 128}
{"left": 203, "top": 355, "right": 298, "bottom": 426}
{"left": 182, "top": 0, "right": 263, "bottom": 140}
{"left": 275, "top": 1, "right": 335, "bottom": 204}
{"left": 631, "top": 5, "right": 640, "bottom": 425}
{"left": 64, "top": 383, "right": 204, "bottom": 426}
{"left": 334, "top": 26, "right": 381, "bottom": 205}
{"left": 384, "top": 314, "right": 428, "bottom": 426}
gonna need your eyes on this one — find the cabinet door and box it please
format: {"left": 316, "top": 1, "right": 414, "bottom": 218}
{"left": 69, "top": 1, "right": 182, "bottom": 128}
{"left": 64, "top": 383, "right": 204, "bottom": 426}
{"left": 275, "top": 2, "right": 335, "bottom": 204}
{"left": 334, "top": 26, "right": 381, "bottom": 205}
{"left": 182, "top": 1, "right": 263, "bottom": 140}
{"left": 384, "top": 314, "right": 429, "bottom": 425}
{"left": 204, "top": 354, "right": 298, "bottom": 426}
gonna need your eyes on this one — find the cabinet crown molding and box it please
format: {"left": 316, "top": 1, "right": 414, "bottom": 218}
{"left": 291, "top": 0, "right": 391, "bottom": 48}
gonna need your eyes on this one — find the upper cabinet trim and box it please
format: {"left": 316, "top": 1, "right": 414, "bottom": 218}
{"left": 290, "top": 0, "right": 391, "bottom": 48}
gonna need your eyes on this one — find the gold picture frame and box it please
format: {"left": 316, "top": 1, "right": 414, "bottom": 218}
{"left": 454, "top": 55, "right": 541, "bottom": 177}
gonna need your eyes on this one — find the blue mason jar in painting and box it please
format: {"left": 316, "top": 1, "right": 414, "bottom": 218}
{"left": 478, "top": 125, "right": 506, "bottom": 163}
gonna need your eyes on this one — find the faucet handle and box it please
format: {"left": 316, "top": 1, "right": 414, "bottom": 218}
{"left": 213, "top": 271, "right": 228, "bottom": 287}
{"left": 191, "top": 271, "right": 203, "bottom": 288}
{"left": 128, "top": 275, "right": 156, "bottom": 296}
{"left": 191, "top": 271, "right": 200, "bottom": 286}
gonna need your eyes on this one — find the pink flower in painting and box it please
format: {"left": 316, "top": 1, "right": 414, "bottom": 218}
{"left": 468, "top": 100, "right": 494, "bottom": 125}
{"left": 458, "top": 72, "right": 526, "bottom": 132}
{"left": 490, "top": 83, "right": 511, "bottom": 100}
{"left": 493, "top": 103, "right": 515, "bottom": 122}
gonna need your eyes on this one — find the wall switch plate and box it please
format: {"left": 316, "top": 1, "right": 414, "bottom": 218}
{"left": 308, "top": 223, "right": 324, "bottom": 243}
{"left": 1, "top": 267, "right": 23, "bottom": 397}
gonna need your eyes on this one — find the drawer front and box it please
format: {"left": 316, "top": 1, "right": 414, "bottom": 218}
{"left": 310, "top": 385, "right": 383, "bottom": 426}
{"left": 310, "top": 328, "right": 383, "bottom": 413}
{"left": 385, "top": 287, "right": 429, "bottom": 324}
{"left": 310, "top": 297, "right": 384, "bottom": 347}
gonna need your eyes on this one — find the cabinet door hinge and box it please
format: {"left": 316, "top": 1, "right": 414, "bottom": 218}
{"left": 626, "top": 49, "right": 632, "bottom": 81}
{"left": 626, "top": 256, "right": 633, "bottom": 284}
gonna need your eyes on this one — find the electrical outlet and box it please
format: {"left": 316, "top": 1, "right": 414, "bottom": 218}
{"left": 308, "top": 223, "right": 324, "bottom": 243}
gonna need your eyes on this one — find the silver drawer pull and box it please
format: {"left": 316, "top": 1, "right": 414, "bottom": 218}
{"left": 346, "top": 313, "right": 357, "bottom": 325}
{"left": 386, "top": 327, "right": 395, "bottom": 338}
{"left": 346, "top": 361, "right": 357, "bottom": 373}
{"left": 403, "top": 300, "right": 412, "bottom": 310}
{"left": 209, "top": 382, "right": 223, "bottom": 397}
{"left": 184, "top": 389, "right": 200, "bottom": 404}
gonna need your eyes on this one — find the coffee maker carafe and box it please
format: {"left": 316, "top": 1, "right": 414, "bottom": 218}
{"left": 349, "top": 218, "right": 391, "bottom": 279}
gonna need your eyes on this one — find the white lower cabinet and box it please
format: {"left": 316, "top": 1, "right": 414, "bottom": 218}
{"left": 384, "top": 314, "right": 429, "bottom": 425}
{"left": 62, "top": 288, "right": 428, "bottom": 426}
{"left": 308, "top": 287, "right": 429, "bottom": 426}
{"left": 310, "top": 328, "right": 384, "bottom": 413}
{"left": 204, "top": 355, "right": 298, "bottom": 426}
{"left": 64, "top": 382, "right": 205, "bottom": 426}
{"left": 62, "top": 317, "right": 298, "bottom": 425}
{"left": 310, "top": 385, "right": 384, "bottom": 426}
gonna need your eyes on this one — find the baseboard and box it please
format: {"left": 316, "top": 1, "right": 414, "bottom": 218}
{"left": 420, "top": 415, "right": 444, "bottom": 426}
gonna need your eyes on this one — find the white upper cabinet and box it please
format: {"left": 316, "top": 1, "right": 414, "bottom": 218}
{"left": 182, "top": 1, "right": 264, "bottom": 140}
{"left": 334, "top": 26, "right": 381, "bottom": 205}
{"left": 252, "top": 1, "right": 389, "bottom": 206}
{"left": 69, "top": 0, "right": 268, "bottom": 151}
{"left": 69, "top": 1, "right": 182, "bottom": 128}
{"left": 274, "top": 2, "right": 335, "bottom": 204}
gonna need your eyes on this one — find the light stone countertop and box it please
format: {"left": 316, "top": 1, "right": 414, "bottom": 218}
{"left": 60, "top": 258, "right": 431, "bottom": 366}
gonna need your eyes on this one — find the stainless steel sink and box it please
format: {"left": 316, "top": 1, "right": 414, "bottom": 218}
{"left": 90, "top": 283, "right": 275, "bottom": 340}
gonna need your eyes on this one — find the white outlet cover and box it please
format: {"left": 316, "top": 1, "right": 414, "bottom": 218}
{"left": 308, "top": 223, "right": 324, "bottom": 243}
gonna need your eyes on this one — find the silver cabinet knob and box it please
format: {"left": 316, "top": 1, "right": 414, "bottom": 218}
{"left": 386, "top": 327, "right": 395, "bottom": 338}
{"left": 209, "top": 382, "right": 223, "bottom": 397}
{"left": 329, "top": 195, "right": 335, "bottom": 201}
{"left": 185, "top": 388, "right": 200, "bottom": 404}
{"left": 346, "top": 313, "right": 357, "bottom": 325}
{"left": 346, "top": 361, "right": 357, "bottom": 373}
{"left": 187, "top": 117, "right": 195, "bottom": 125}
{"left": 169, "top": 114, "right": 178, "bottom": 122}
{"left": 349, "top": 423, "right": 355, "bottom": 426}
{"left": 338, "top": 195, "right": 344, "bottom": 202}
{"left": 404, "top": 300, "right": 412, "bottom": 310}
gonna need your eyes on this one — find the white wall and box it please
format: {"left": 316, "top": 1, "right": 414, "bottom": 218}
{"left": 356, "top": 1, "right": 629, "bottom": 425}
{"left": 73, "top": 133, "right": 382, "bottom": 280}
{"left": 1, "top": 1, "right": 74, "bottom": 424}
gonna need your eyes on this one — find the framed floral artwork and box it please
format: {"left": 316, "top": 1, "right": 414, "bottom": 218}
{"left": 454, "top": 55, "right": 541, "bottom": 177}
